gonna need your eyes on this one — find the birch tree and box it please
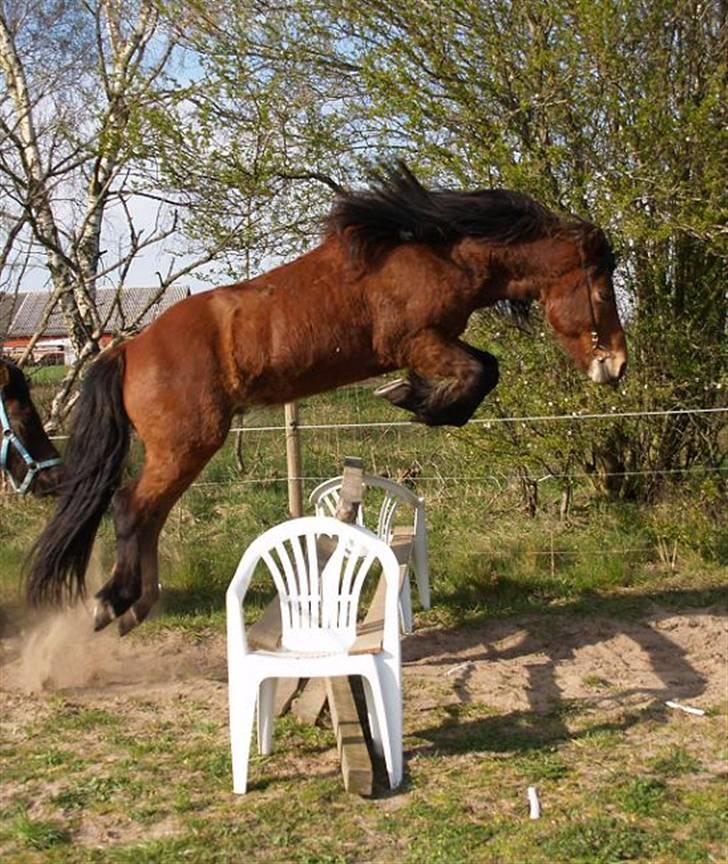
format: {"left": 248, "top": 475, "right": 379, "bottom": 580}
{"left": 0, "top": 1, "right": 230, "bottom": 426}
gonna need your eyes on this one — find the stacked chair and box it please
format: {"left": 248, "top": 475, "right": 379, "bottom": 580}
{"left": 226, "top": 467, "right": 430, "bottom": 794}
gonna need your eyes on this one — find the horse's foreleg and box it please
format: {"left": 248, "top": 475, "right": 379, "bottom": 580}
{"left": 377, "top": 331, "right": 499, "bottom": 427}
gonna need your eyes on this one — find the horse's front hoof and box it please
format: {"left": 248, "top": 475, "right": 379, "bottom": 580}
{"left": 117, "top": 607, "right": 139, "bottom": 637}
{"left": 374, "top": 378, "right": 412, "bottom": 405}
{"left": 93, "top": 601, "right": 116, "bottom": 632}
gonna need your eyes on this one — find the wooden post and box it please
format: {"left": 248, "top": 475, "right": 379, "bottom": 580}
{"left": 335, "top": 456, "right": 364, "bottom": 523}
{"left": 326, "top": 457, "right": 373, "bottom": 795}
{"left": 284, "top": 401, "right": 303, "bottom": 517}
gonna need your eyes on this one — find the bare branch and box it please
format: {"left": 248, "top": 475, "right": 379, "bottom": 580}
{"left": 276, "top": 170, "right": 345, "bottom": 194}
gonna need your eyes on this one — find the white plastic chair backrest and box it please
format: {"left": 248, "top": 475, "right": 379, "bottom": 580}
{"left": 309, "top": 474, "right": 421, "bottom": 543}
{"left": 227, "top": 517, "right": 400, "bottom": 656}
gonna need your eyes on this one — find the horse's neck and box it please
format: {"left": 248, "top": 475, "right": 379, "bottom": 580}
{"left": 463, "top": 237, "right": 578, "bottom": 305}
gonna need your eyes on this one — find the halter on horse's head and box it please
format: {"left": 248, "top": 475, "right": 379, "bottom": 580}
{"left": 0, "top": 361, "right": 63, "bottom": 496}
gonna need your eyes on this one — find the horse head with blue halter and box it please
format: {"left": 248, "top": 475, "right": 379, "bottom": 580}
{"left": 0, "top": 359, "right": 63, "bottom": 496}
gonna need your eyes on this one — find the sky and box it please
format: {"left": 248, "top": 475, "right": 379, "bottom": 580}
{"left": 17, "top": 192, "right": 216, "bottom": 296}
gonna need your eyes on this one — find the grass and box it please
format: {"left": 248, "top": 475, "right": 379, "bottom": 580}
{"left": 1, "top": 647, "right": 726, "bottom": 862}
{"left": 0, "top": 379, "right": 726, "bottom": 862}
{"left": 9, "top": 812, "right": 70, "bottom": 852}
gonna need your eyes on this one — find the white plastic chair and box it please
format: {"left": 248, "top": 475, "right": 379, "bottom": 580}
{"left": 309, "top": 474, "right": 430, "bottom": 631}
{"left": 226, "top": 516, "right": 403, "bottom": 794}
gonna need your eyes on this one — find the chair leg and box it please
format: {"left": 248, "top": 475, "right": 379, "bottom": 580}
{"left": 361, "top": 675, "right": 383, "bottom": 756}
{"left": 229, "top": 673, "right": 258, "bottom": 794}
{"left": 257, "top": 677, "right": 277, "bottom": 756}
{"left": 364, "top": 660, "right": 403, "bottom": 789}
{"left": 413, "top": 536, "right": 430, "bottom": 610}
{"left": 399, "top": 568, "right": 413, "bottom": 634}
{"left": 414, "top": 506, "right": 431, "bottom": 610}
{"left": 380, "top": 658, "right": 403, "bottom": 788}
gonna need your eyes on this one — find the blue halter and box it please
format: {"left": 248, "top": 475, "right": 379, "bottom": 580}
{"left": 0, "top": 392, "right": 62, "bottom": 495}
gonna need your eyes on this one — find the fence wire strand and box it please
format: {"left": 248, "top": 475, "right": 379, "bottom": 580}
{"left": 48, "top": 405, "right": 727, "bottom": 441}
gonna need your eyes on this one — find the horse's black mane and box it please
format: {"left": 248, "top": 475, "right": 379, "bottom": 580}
{"left": 327, "top": 162, "right": 609, "bottom": 271}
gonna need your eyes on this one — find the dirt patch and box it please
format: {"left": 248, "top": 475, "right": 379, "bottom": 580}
{"left": 0, "top": 603, "right": 226, "bottom": 693}
{"left": 401, "top": 608, "right": 727, "bottom": 716}
{"left": 2, "top": 603, "right": 725, "bottom": 719}
{"left": 1, "top": 600, "right": 726, "bottom": 859}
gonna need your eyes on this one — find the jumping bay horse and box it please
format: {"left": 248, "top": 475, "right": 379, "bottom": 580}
{"left": 27, "top": 164, "right": 627, "bottom": 634}
{"left": 0, "top": 358, "right": 63, "bottom": 497}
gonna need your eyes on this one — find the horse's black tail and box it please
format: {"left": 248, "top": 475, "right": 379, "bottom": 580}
{"left": 26, "top": 350, "right": 130, "bottom": 606}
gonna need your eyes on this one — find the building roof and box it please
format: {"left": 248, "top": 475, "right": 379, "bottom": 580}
{"left": 1, "top": 285, "right": 190, "bottom": 339}
{"left": 0, "top": 291, "right": 25, "bottom": 336}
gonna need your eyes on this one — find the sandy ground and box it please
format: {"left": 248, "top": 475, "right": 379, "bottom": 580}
{"left": 1, "top": 594, "right": 726, "bottom": 859}
{"left": 1, "top": 600, "right": 725, "bottom": 721}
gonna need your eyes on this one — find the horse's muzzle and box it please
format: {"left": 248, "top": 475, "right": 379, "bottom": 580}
{"left": 588, "top": 351, "right": 627, "bottom": 384}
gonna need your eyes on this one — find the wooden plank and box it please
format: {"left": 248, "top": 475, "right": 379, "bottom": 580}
{"left": 328, "top": 457, "right": 372, "bottom": 794}
{"left": 291, "top": 677, "right": 328, "bottom": 724}
{"left": 389, "top": 528, "right": 414, "bottom": 566}
{"left": 247, "top": 599, "right": 282, "bottom": 652}
{"left": 350, "top": 528, "right": 412, "bottom": 655}
{"left": 350, "top": 563, "right": 410, "bottom": 655}
{"left": 274, "top": 678, "right": 302, "bottom": 715}
{"left": 325, "top": 676, "right": 373, "bottom": 796}
{"left": 335, "top": 457, "right": 363, "bottom": 523}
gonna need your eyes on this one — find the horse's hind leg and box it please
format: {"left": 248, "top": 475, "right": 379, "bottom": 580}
{"left": 378, "top": 331, "right": 499, "bottom": 427}
{"left": 116, "top": 511, "right": 164, "bottom": 637}
{"left": 93, "top": 485, "right": 142, "bottom": 630}
{"left": 94, "top": 441, "right": 224, "bottom": 635}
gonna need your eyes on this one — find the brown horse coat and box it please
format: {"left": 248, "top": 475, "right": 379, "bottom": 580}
{"left": 28, "top": 165, "right": 626, "bottom": 634}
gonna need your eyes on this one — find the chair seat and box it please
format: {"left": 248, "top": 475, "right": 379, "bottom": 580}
{"left": 277, "top": 629, "right": 353, "bottom": 655}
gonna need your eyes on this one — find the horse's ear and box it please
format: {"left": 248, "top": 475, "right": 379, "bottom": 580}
{"left": 0, "top": 365, "right": 9, "bottom": 389}
{"left": 581, "top": 226, "right": 611, "bottom": 263}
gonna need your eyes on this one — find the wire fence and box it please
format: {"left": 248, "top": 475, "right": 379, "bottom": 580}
{"left": 227, "top": 405, "right": 727, "bottom": 434}
{"left": 6, "top": 398, "right": 724, "bottom": 573}
{"left": 186, "top": 464, "right": 726, "bottom": 490}
{"left": 47, "top": 404, "right": 728, "bottom": 442}
{"left": 202, "top": 404, "right": 727, "bottom": 490}
{"left": 33, "top": 394, "right": 727, "bottom": 518}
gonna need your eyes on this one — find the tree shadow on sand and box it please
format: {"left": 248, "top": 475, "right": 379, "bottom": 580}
{"left": 404, "top": 583, "right": 727, "bottom": 757}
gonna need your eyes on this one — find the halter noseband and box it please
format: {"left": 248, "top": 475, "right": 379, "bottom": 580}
{"left": 0, "top": 391, "right": 62, "bottom": 495}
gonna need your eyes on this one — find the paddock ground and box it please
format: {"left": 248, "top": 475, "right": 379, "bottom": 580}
{"left": 1, "top": 589, "right": 726, "bottom": 864}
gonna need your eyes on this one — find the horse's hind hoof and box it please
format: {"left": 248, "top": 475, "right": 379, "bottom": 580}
{"left": 93, "top": 601, "right": 116, "bottom": 632}
{"left": 117, "top": 607, "right": 139, "bottom": 637}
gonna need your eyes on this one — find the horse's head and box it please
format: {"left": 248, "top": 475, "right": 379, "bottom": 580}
{"left": 540, "top": 227, "right": 627, "bottom": 384}
{"left": 0, "top": 359, "right": 64, "bottom": 496}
